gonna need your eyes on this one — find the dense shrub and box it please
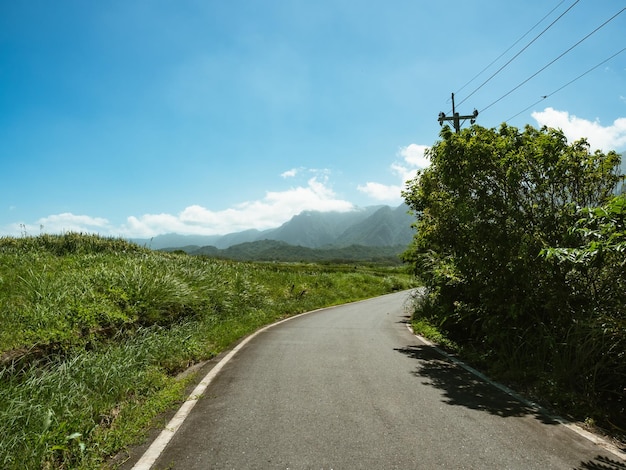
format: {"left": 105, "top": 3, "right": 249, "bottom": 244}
{"left": 403, "top": 123, "right": 624, "bottom": 428}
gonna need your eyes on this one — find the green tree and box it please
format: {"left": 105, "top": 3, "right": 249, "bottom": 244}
{"left": 403, "top": 123, "right": 623, "bottom": 420}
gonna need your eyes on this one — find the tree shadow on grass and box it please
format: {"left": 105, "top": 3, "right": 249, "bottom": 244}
{"left": 395, "top": 343, "right": 558, "bottom": 425}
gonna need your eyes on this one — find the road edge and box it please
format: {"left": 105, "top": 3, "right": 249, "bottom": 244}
{"left": 405, "top": 323, "right": 626, "bottom": 463}
{"left": 129, "top": 292, "right": 404, "bottom": 469}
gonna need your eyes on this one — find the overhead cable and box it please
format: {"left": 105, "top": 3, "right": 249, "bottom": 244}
{"left": 481, "top": 7, "right": 626, "bottom": 115}
{"left": 454, "top": 0, "right": 566, "bottom": 97}
{"left": 505, "top": 46, "right": 626, "bottom": 122}
{"left": 455, "top": 0, "right": 581, "bottom": 108}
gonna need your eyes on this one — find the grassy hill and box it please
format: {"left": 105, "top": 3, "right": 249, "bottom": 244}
{"left": 0, "top": 233, "right": 415, "bottom": 469}
{"left": 174, "top": 239, "right": 407, "bottom": 264}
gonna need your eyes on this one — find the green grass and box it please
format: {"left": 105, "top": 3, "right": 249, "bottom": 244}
{"left": 410, "top": 318, "right": 459, "bottom": 352}
{"left": 0, "top": 233, "right": 416, "bottom": 469}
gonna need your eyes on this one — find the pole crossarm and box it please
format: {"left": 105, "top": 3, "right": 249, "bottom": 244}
{"left": 438, "top": 93, "right": 478, "bottom": 133}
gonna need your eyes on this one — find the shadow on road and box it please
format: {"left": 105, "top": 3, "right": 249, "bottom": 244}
{"left": 575, "top": 454, "right": 626, "bottom": 469}
{"left": 395, "top": 343, "right": 626, "bottom": 467}
{"left": 395, "top": 344, "right": 557, "bottom": 425}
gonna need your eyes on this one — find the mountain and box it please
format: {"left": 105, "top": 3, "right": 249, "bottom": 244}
{"left": 132, "top": 204, "right": 415, "bottom": 250}
{"left": 189, "top": 240, "right": 407, "bottom": 264}
{"left": 132, "top": 233, "right": 221, "bottom": 250}
{"left": 264, "top": 205, "right": 385, "bottom": 247}
{"left": 336, "top": 204, "right": 414, "bottom": 247}
{"left": 212, "top": 229, "right": 265, "bottom": 249}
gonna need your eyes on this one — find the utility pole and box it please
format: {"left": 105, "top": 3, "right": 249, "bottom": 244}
{"left": 438, "top": 93, "right": 478, "bottom": 133}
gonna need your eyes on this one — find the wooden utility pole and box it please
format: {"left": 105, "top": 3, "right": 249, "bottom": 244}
{"left": 438, "top": 93, "right": 478, "bottom": 133}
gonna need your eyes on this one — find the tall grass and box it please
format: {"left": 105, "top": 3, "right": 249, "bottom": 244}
{"left": 0, "top": 233, "right": 415, "bottom": 469}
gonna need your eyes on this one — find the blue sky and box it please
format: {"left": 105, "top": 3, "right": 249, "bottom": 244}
{"left": 1, "top": 0, "right": 625, "bottom": 237}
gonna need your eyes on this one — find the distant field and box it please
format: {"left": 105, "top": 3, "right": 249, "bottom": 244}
{"left": 0, "top": 233, "right": 416, "bottom": 469}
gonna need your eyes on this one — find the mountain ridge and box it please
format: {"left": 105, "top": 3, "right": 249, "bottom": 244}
{"left": 186, "top": 239, "right": 408, "bottom": 264}
{"left": 131, "top": 204, "right": 414, "bottom": 250}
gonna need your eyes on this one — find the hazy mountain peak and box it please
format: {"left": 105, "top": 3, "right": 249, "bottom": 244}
{"left": 132, "top": 204, "right": 414, "bottom": 250}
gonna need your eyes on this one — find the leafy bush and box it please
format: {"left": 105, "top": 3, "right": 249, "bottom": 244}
{"left": 403, "top": 123, "right": 624, "bottom": 429}
{"left": 542, "top": 194, "right": 626, "bottom": 426}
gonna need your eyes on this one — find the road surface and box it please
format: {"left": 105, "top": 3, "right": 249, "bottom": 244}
{"left": 131, "top": 290, "right": 625, "bottom": 469}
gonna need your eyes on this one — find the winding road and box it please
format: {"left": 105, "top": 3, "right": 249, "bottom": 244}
{"left": 129, "top": 290, "right": 625, "bottom": 469}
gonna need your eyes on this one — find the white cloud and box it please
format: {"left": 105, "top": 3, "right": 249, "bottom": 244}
{"left": 356, "top": 182, "right": 402, "bottom": 201}
{"left": 281, "top": 168, "right": 298, "bottom": 178}
{"left": 120, "top": 176, "right": 354, "bottom": 238}
{"left": 531, "top": 107, "right": 626, "bottom": 152}
{"left": 399, "top": 144, "right": 430, "bottom": 169}
{"left": 2, "top": 176, "right": 355, "bottom": 238}
{"left": 39, "top": 213, "right": 110, "bottom": 233}
{"left": 6, "top": 213, "right": 112, "bottom": 237}
{"left": 358, "top": 143, "right": 430, "bottom": 202}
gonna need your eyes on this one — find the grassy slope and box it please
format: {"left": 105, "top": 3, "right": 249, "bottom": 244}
{"left": 0, "top": 233, "right": 416, "bottom": 469}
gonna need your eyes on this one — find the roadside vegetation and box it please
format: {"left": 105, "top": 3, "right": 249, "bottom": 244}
{"left": 403, "top": 123, "right": 625, "bottom": 442}
{"left": 0, "top": 233, "right": 415, "bottom": 469}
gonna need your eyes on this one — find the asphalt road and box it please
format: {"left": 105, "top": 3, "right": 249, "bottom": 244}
{"left": 134, "top": 290, "right": 625, "bottom": 469}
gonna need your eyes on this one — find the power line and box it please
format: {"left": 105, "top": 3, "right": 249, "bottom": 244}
{"left": 505, "top": 46, "right": 626, "bottom": 122}
{"left": 455, "top": 0, "right": 580, "bottom": 108}
{"left": 454, "top": 0, "right": 566, "bottom": 97}
{"left": 481, "top": 7, "right": 626, "bottom": 115}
